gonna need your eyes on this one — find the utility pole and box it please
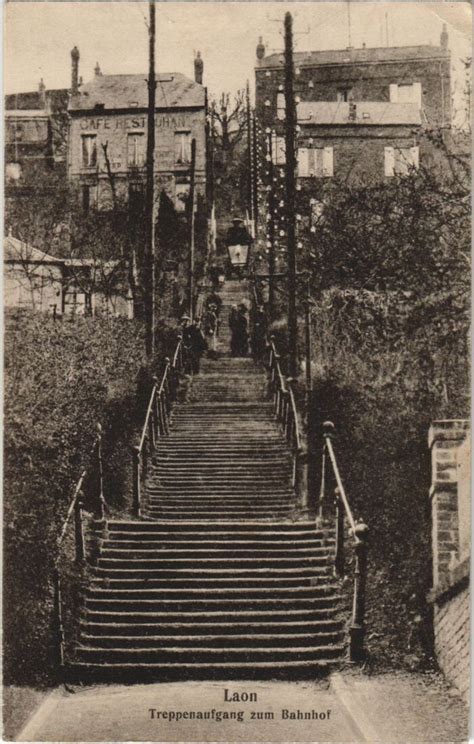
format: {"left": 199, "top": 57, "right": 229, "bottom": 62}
{"left": 252, "top": 113, "right": 259, "bottom": 232}
{"left": 246, "top": 81, "right": 254, "bottom": 232}
{"left": 266, "top": 128, "right": 275, "bottom": 320}
{"left": 284, "top": 11, "right": 298, "bottom": 377}
{"left": 188, "top": 138, "right": 197, "bottom": 320}
{"left": 304, "top": 275, "right": 312, "bottom": 428}
{"left": 145, "top": 0, "right": 156, "bottom": 359}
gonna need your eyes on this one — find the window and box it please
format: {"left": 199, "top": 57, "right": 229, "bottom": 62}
{"left": 81, "top": 135, "right": 97, "bottom": 168}
{"left": 271, "top": 133, "right": 286, "bottom": 165}
{"left": 277, "top": 92, "right": 285, "bottom": 120}
{"left": 174, "top": 132, "right": 191, "bottom": 165}
{"left": 384, "top": 146, "right": 419, "bottom": 177}
{"left": 389, "top": 83, "right": 422, "bottom": 106}
{"left": 175, "top": 182, "right": 190, "bottom": 212}
{"left": 298, "top": 147, "right": 334, "bottom": 177}
{"left": 127, "top": 133, "right": 145, "bottom": 167}
{"left": 337, "top": 88, "right": 352, "bottom": 102}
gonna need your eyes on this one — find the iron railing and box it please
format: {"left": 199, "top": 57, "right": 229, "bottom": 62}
{"left": 267, "top": 336, "right": 303, "bottom": 491}
{"left": 320, "top": 420, "right": 369, "bottom": 661}
{"left": 53, "top": 423, "right": 105, "bottom": 668}
{"left": 132, "top": 336, "right": 185, "bottom": 516}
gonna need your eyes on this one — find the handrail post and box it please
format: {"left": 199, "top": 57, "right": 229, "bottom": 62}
{"left": 350, "top": 522, "right": 369, "bottom": 661}
{"left": 132, "top": 445, "right": 141, "bottom": 517}
{"left": 334, "top": 487, "right": 345, "bottom": 577}
{"left": 52, "top": 566, "right": 64, "bottom": 669}
{"left": 74, "top": 492, "right": 85, "bottom": 563}
{"left": 96, "top": 423, "right": 105, "bottom": 521}
{"left": 151, "top": 376, "right": 158, "bottom": 442}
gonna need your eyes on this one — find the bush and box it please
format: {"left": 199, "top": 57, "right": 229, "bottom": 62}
{"left": 4, "top": 314, "right": 147, "bottom": 685}
{"left": 307, "top": 289, "right": 468, "bottom": 669}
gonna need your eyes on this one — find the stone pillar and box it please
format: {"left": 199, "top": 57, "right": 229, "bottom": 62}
{"left": 428, "top": 419, "right": 470, "bottom": 701}
{"left": 428, "top": 419, "right": 469, "bottom": 585}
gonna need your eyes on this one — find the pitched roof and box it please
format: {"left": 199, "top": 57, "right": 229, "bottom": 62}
{"left": 5, "top": 89, "right": 69, "bottom": 113}
{"left": 297, "top": 101, "right": 421, "bottom": 126}
{"left": 69, "top": 72, "right": 205, "bottom": 112}
{"left": 4, "top": 235, "right": 60, "bottom": 264}
{"left": 259, "top": 44, "right": 449, "bottom": 69}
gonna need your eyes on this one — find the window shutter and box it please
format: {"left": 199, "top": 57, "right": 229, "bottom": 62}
{"left": 277, "top": 92, "right": 285, "bottom": 121}
{"left": 384, "top": 147, "right": 395, "bottom": 177}
{"left": 413, "top": 82, "right": 422, "bottom": 106}
{"left": 322, "top": 147, "right": 334, "bottom": 177}
{"left": 389, "top": 84, "right": 398, "bottom": 103}
{"left": 298, "top": 148, "right": 309, "bottom": 177}
{"left": 410, "top": 146, "right": 419, "bottom": 169}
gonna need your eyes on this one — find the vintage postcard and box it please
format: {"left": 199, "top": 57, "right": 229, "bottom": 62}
{"left": 3, "top": 1, "right": 471, "bottom": 742}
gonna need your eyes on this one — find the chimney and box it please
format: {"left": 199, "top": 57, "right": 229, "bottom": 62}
{"left": 71, "top": 46, "right": 80, "bottom": 94}
{"left": 194, "top": 51, "right": 203, "bottom": 84}
{"left": 94, "top": 62, "right": 103, "bottom": 77}
{"left": 256, "top": 36, "right": 265, "bottom": 61}
{"left": 38, "top": 78, "right": 46, "bottom": 108}
{"left": 440, "top": 23, "right": 449, "bottom": 50}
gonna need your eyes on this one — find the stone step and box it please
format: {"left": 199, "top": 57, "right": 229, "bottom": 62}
{"left": 80, "top": 631, "right": 343, "bottom": 649}
{"left": 82, "top": 606, "right": 339, "bottom": 624}
{"left": 75, "top": 644, "right": 344, "bottom": 665}
{"left": 90, "top": 575, "right": 329, "bottom": 589}
{"left": 97, "top": 556, "right": 330, "bottom": 569}
{"left": 106, "top": 521, "right": 318, "bottom": 532}
{"left": 80, "top": 618, "right": 341, "bottom": 636}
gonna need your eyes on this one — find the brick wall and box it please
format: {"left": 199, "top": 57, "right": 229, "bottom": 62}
{"left": 434, "top": 584, "right": 470, "bottom": 701}
{"left": 428, "top": 420, "right": 470, "bottom": 701}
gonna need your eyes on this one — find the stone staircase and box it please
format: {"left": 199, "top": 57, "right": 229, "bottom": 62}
{"left": 70, "top": 282, "right": 345, "bottom": 680}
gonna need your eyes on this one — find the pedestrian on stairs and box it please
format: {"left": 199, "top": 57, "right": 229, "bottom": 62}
{"left": 233, "top": 304, "right": 249, "bottom": 357}
{"left": 229, "top": 304, "right": 238, "bottom": 356}
{"left": 204, "top": 303, "right": 219, "bottom": 360}
{"left": 181, "top": 315, "right": 207, "bottom": 374}
{"left": 251, "top": 304, "right": 267, "bottom": 358}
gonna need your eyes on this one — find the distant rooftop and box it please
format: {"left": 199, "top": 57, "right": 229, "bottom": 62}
{"left": 258, "top": 44, "right": 449, "bottom": 69}
{"left": 5, "top": 89, "right": 69, "bottom": 113}
{"left": 298, "top": 101, "right": 422, "bottom": 126}
{"left": 69, "top": 72, "right": 205, "bottom": 112}
{"left": 4, "top": 235, "right": 59, "bottom": 264}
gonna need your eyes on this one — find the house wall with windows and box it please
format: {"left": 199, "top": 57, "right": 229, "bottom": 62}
{"left": 255, "top": 30, "right": 451, "bottom": 184}
{"left": 68, "top": 69, "right": 207, "bottom": 212}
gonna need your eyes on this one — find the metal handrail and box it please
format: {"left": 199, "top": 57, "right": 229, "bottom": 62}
{"left": 132, "top": 335, "right": 185, "bottom": 517}
{"left": 53, "top": 422, "right": 105, "bottom": 670}
{"left": 320, "top": 419, "right": 369, "bottom": 662}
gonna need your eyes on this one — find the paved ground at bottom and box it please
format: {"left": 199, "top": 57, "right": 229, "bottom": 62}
{"left": 11, "top": 672, "right": 469, "bottom": 743}
{"left": 15, "top": 679, "right": 354, "bottom": 742}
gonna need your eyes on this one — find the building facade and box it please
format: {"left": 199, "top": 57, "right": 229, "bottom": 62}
{"left": 255, "top": 27, "right": 451, "bottom": 183}
{"left": 5, "top": 84, "right": 69, "bottom": 187}
{"left": 68, "top": 50, "right": 207, "bottom": 212}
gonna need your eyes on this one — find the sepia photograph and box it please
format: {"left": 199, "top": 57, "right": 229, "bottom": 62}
{"left": 3, "top": 1, "right": 471, "bottom": 741}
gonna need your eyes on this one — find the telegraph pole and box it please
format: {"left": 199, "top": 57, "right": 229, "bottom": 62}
{"left": 188, "top": 138, "right": 197, "bottom": 320}
{"left": 246, "top": 81, "right": 254, "bottom": 231}
{"left": 266, "top": 128, "right": 275, "bottom": 320}
{"left": 252, "top": 113, "right": 259, "bottom": 231}
{"left": 145, "top": 0, "right": 156, "bottom": 359}
{"left": 284, "top": 11, "right": 298, "bottom": 377}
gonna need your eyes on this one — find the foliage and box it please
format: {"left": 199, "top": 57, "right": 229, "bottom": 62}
{"left": 308, "top": 288, "right": 468, "bottom": 669}
{"left": 3, "top": 314, "right": 147, "bottom": 685}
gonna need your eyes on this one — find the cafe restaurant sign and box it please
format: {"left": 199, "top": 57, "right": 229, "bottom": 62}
{"left": 79, "top": 113, "right": 195, "bottom": 131}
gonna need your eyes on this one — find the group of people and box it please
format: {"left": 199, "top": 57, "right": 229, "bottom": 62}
{"left": 180, "top": 290, "right": 267, "bottom": 374}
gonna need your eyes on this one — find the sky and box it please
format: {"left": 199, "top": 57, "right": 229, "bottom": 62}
{"left": 4, "top": 1, "right": 471, "bottom": 113}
